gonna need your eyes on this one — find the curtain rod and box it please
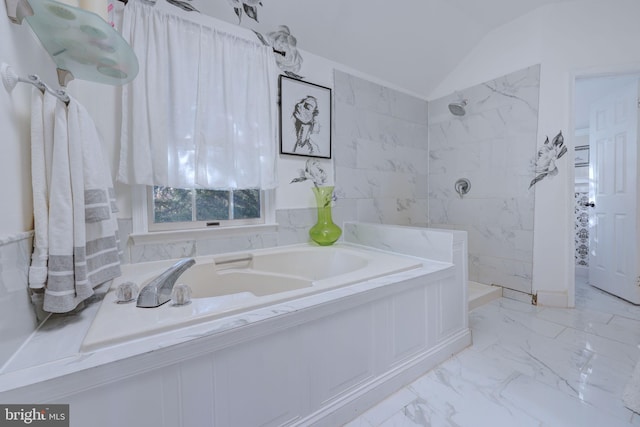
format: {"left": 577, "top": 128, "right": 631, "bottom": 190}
{"left": 115, "top": 0, "right": 285, "bottom": 56}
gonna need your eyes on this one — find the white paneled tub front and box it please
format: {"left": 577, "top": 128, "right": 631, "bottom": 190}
{"left": 0, "top": 223, "right": 471, "bottom": 427}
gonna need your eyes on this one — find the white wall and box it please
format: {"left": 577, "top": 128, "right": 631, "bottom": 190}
{"left": 429, "top": 0, "right": 640, "bottom": 306}
{"left": 0, "top": 2, "right": 64, "bottom": 236}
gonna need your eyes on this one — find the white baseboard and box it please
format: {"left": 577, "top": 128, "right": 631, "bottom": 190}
{"left": 536, "top": 290, "right": 568, "bottom": 308}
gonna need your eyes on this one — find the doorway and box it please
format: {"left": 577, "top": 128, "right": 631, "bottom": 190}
{"left": 573, "top": 72, "right": 640, "bottom": 304}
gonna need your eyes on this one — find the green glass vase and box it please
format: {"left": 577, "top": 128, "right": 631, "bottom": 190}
{"left": 309, "top": 186, "right": 342, "bottom": 246}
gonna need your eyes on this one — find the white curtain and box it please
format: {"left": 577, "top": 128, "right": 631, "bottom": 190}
{"left": 118, "top": 0, "right": 279, "bottom": 190}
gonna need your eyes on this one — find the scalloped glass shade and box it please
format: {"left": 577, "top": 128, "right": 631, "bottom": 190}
{"left": 309, "top": 186, "right": 342, "bottom": 246}
{"left": 24, "top": 0, "right": 138, "bottom": 85}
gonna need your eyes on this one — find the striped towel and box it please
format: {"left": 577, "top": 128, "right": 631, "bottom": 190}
{"left": 30, "top": 90, "right": 121, "bottom": 313}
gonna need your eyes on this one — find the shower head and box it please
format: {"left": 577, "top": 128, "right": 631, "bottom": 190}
{"left": 448, "top": 99, "right": 468, "bottom": 116}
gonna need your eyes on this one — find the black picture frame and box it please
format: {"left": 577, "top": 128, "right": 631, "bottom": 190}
{"left": 279, "top": 75, "right": 332, "bottom": 159}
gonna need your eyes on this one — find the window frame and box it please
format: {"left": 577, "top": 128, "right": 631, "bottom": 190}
{"left": 131, "top": 185, "right": 275, "bottom": 236}
{"left": 147, "top": 186, "right": 265, "bottom": 232}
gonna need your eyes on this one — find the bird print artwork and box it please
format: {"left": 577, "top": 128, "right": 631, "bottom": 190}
{"left": 529, "top": 131, "right": 567, "bottom": 189}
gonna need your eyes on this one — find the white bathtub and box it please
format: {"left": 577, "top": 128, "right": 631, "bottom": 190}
{"left": 81, "top": 244, "right": 423, "bottom": 351}
{"left": 2, "top": 224, "right": 470, "bottom": 427}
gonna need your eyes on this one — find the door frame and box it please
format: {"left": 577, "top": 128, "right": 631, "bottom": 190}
{"left": 568, "top": 65, "right": 640, "bottom": 307}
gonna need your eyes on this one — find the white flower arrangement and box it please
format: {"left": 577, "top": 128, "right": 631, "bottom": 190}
{"left": 290, "top": 159, "right": 335, "bottom": 207}
{"left": 290, "top": 159, "right": 328, "bottom": 187}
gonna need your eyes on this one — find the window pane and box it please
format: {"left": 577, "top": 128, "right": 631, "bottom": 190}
{"left": 153, "top": 186, "right": 192, "bottom": 223}
{"left": 233, "top": 189, "right": 260, "bottom": 219}
{"left": 195, "top": 189, "right": 230, "bottom": 221}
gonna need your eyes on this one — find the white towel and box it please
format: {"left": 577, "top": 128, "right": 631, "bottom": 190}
{"left": 68, "top": 96, "right": 121, "bottom": 294}
{"left": 29, "top": 91, "right": 122, "bottom": 313}
{"left": 28, "top": 89, "right": 56, "bottom": 289}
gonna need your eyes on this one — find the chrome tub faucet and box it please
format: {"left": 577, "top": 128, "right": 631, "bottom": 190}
{"left": 136, "top": 258, "right": 196, "bottom": 308}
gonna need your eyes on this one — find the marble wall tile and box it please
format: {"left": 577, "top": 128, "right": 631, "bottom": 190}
{"left": 0, "top": 233, "right": 38, "bottom": 368}
{"left": 130, "top": 240, "right": 197, "bottom": 264}
{"left": 454, "top": 226, "right": 533, "bottom": 263}
{"left": 332, "top": 198, "right": 359, "bottom": 227}
{"left": 332, "top": 71, "right": 356, "bottom": 106}
{"left": 428, "top": 64, "right": 540, "bottom": 294}
{"left": 387, "top": 172, "right": 427, "bottom": 200}
{"left": 355, "top": 198, "right": 428, "bottom": 229}
{"left": 333, "top": 102, "right": 362, "bottom": 141}
{"left": 274, "top": 208, "right": 316, "bottom": 246}
{"left": 350, "top": 75, "right": 393, "bottom": 116}
{"left": 196, "top": 233, "right": 279, "bottom": 256}
{"left": 356, "top": 139, "right": 429, "bottom": 175}
{"left": 335, "top": 166, "right": 379, "bottom": 199}
{"left": 343, "top": 222, "right": 455, "bottom": 262}
{"left": 334, "top": 70, "right": 429, "bottom": 228}
{"left": 355, "top": 199, "right": 387, "bottom": 225}
{"left": 332, "top": 136, "right": 357, "bottom": 169}
{"left": 471, "top": 254, "right": 533, "bottom": 293}
{"left": 117, "top": 218, "right": 133, "bottom": 264}
{"left": 389, "top": 90, "right": 429, "bottom": 125}
{"left": 354, "top": 110, "right": 429, "bottom": 150}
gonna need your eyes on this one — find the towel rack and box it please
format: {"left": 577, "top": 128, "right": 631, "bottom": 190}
{"left": 4, "top": 0, "right": 138, "bottom": 87}
{"left": 1, "top": 63, "right": 70, "bottom": 104}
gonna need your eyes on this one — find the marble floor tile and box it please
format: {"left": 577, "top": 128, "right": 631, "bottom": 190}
{"left": 343, "top": 388, "right": 419, "bottom": 427}
{"left": 347, "top": 278, "right": 640, "bottom": 426}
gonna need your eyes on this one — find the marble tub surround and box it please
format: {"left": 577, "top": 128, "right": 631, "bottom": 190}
{"left": 0, "top": 223, "right": 469, "bottom": 427}
{"left": 346, "top": 276, "right": 640, "bottom": 426}
{"left": 117, "top": 204, "right": 358, "bottom": 265}
{"left": 428, "top": 64, "right": 540, "bottom": 295}
{"left": 344, "top": 222, "right": 463, "bottom": 263}
{"left": 344, "top": 222, "right": 468, "bottom": 300}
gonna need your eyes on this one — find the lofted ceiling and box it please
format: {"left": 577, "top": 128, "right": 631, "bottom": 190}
{"left": 196, "top": 0, "right": 580, "bottom": 99}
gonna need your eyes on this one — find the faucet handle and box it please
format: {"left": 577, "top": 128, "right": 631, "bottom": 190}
{"left": 171, "top": 283, "right": 192, "bottom": 306}
{"left": 116, "top": 281, "right": 139, "bottom": 304}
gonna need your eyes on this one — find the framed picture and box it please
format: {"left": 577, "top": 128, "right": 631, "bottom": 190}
{"left": 279, "top": 75, "right": 332, "bottom": 159}
{"left": 575, "top": 145, "right": 589, "bottom": 167}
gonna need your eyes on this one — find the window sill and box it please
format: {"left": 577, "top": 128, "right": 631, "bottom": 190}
{"left": 129, "top": 223, "right": 279, "bottom": 246}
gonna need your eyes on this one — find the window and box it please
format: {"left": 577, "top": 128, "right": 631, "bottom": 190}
{"left": 148, "top": 186, "right": 263, "bottom": 231}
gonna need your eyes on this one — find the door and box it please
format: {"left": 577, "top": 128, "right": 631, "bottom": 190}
{"left": 588, "top": 79, "right": 640, "bottom": 304}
